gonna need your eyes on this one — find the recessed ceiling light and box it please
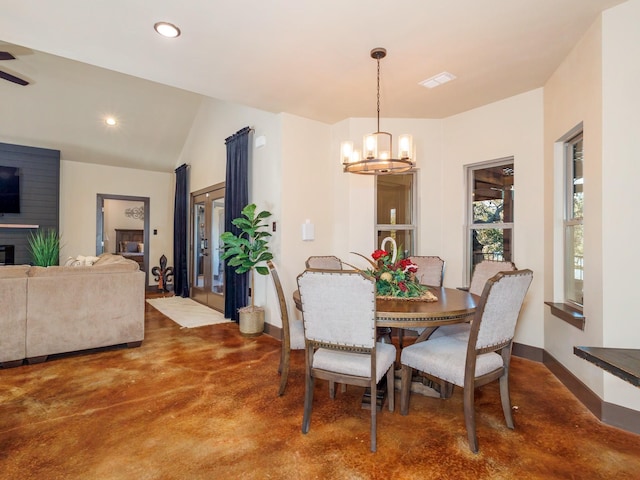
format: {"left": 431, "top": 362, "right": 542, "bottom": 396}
{"left": 105, "top": 117, "right": 117, "bottom": 126}
{"left": 419, "top": 71, "right": 457, "bottom": 89}
{"left": 154, "top": 22, "right": 181, "bottom": 38}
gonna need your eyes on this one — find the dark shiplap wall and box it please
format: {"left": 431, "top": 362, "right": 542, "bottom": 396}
{"left": 0, "top": 142, "right": 60, "bottom": 265}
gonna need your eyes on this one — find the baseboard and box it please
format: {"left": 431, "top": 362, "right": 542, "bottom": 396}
{"left": 541, "top": 350, "right": 603, "bottom": 419}
{"left": 512, "top": 342, "right": 544, "bottom": 362}
{"left": 263, "top": 322, "right": 281, "bottom": 340}
{"left": 510, "top": 343, "right": 640, "bottom": 436}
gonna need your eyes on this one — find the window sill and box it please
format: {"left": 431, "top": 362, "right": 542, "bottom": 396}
{"left": 574, "top": 346, "right": 640, "bottom": 387}
{"left": 545, "top": 301, "right": 585, "bottom": 330}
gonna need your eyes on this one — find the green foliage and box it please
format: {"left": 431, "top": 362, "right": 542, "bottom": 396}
{"left": 220, "top": 204, "right": 273, "bottom": 276}
{"left": 28, "top": 229, "right": 61, "bottom": 267}
{"left": 367, "top": 247, "right": 428, "bottom": 298}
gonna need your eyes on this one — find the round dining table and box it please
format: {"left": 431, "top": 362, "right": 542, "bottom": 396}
{"left": 293, "top": 286, "right": 478, "bottom": 406}
{"left": 293, "top": 286, "right": 478, "bottom": 343}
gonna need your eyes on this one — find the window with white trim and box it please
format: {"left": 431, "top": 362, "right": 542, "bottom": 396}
{"left": 375, "top": 172, "right": 416, "bottom": 254}
{"left": 564, "top": 132, "right": 583, "bottom": 307}
{"left": 466, "top": 159, "right": 514, "bottom": 284}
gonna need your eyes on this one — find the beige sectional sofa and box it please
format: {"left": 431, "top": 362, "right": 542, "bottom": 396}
{"left": 0, "top": 255, "right": 145, "bottom": 367}
{"left": 0, "top": 265, "right": 30, "bottom": 367}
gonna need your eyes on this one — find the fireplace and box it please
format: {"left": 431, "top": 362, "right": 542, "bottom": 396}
{"left": 0, "top": 245, "right": 15, "bottom": 265}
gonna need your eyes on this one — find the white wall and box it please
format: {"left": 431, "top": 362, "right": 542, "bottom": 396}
{"left": 442, "top": 89, "right": 545, "bottom": 348}
{"left": 601, "top": 0, "right": 640, "bottom": 408}
{"left": 543, "top": 16, "right": 605, "bottom": 396}
{"left": 177, "top": 97, "right": 285, "bottom": 326}
{"left": 276, "top": 113, "right": 333, "bottom": 325}
{"left": 542, "top": 0, "right": 640, "bottom": 413}
{"left": 59, "top": 160, "right": 173, "bottom": 284}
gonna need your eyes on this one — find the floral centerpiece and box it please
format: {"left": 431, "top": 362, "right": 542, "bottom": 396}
{"left": 353, "top": 237, "right": 437, "bottom": 301}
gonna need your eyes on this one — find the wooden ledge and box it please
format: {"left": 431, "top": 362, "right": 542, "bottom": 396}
{"left": 574, "top": 346, "right": 640, "bottom": 387}
{"left": 545, "top": 302, "right": 585, "bottom": 330}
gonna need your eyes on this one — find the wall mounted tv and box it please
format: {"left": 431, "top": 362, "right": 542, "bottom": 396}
{"left": 0, "top": 166, "right": 20, "bottom": 214}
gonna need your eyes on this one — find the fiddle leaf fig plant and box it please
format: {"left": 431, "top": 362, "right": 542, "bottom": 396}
{"left": 220, "top": 203, "right": 273, "bottom": 310}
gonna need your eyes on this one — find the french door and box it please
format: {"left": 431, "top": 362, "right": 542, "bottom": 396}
{"left": 191, "top": 183, "right": 225, "bottom": 312}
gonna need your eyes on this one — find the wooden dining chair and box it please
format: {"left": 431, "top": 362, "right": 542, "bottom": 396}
{"left": 305, "top": 255, "right": 343, "bottom": 270}
{"left": 408, "top": 255, "right": 445, "bottom": 286}
{"left": 400, "top": 269, "right": 533, "bottom": 453}
{"left": 297, "top": 269, "right": 396, "bottom": 452}
{"left": 467, "top": 259, "right": 517, "bottom": 297}
{"left": 268, "top": 260, "right": 305, "bottom": 396}
{"left": 398, "top": 256, "right": 445, "bottom": 348}
{"left": 430, "top": 259, "right": 519, "bottom": 341}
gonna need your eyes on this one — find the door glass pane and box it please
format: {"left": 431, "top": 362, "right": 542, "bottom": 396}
{"left": 211, "top": 198, "right": 225, "bottom": 295}
{"left": 194, "top": 202, "right": 206, "bottom": 288}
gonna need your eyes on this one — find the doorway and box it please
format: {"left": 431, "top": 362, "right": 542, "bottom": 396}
{"left": 96, "top": 194, "right": 150, "bottom": 285}
{"left": 191, "top": 182, "right": 225, "bottom": 312}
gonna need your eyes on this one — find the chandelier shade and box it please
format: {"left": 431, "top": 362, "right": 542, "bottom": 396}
{"left": 342, "top": 48, "right": 415, "bottom": 175}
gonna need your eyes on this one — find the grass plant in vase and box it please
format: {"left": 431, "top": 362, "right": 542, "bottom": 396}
{"left": 28, "top": 229, "right": 61, "bottom": 266}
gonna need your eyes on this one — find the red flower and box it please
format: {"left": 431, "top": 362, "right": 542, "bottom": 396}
{"left": 372, "top": 249, "right": 388, "bottom": 260}
{"left": 398, "top": 282, "right": 408, "bottom": 292}
{"left": 398, "top": 258, "right": 418, "bottom": 273}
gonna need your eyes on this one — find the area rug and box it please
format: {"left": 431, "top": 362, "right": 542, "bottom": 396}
{"left": 146, "top": 296, "right": 230, "bottom": 328}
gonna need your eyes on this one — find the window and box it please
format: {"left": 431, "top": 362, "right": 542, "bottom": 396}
{"left": 466, "top": 159, "right": 514, "bottom": 283}
{"left": 375, "top": 172, "right": 416, "bottom": 255}
{"left": 564, "top": 132, "right": 583, "bottom": 307}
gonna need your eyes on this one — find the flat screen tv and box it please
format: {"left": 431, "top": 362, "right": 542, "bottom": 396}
{"left": 0, "top": 166, "right": 20, "bottom": 214}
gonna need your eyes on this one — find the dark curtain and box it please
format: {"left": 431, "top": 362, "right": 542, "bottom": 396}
{"left": 173, "top": 163, "right": 190, "bottom": 297}
{"left": 224, "top": 126, "right": 251, "bottom": 321}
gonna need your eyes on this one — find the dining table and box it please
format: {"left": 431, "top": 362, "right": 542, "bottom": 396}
{"left": 292, "top": 285, "right": 477, "bottom": 341}
{"left": 292, "top": 286, "right": 478, "bottom": 408}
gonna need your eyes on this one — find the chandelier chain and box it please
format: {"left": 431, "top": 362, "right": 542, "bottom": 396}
{"left": 376, "top": 57, "right": 381, "bottom": 132}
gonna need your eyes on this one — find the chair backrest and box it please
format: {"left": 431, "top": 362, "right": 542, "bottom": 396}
{"left": 469, "top": 260, "right": 517, "bottom": 296}
{"left": 297, "top": 269, "right": 376, "bottom": 349}
{"left": 408, "top": 256, "right": 445, "bottom": 286}
{"left": 469, "top": 269, "right": 533, "bottom": 351}
{"left": 267, "top": 260, "right": 290, "bottom": 348}
{"left": 305, "top": 255, "right": 343, "bottom": 270}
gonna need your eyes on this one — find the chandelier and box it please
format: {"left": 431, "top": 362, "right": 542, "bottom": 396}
{"left": 341, "top": 48, "right": 414, "bottom": 175}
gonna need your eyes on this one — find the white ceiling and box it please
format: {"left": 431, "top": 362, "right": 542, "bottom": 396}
{"left": 0, "top": 0, "right": 626, "bottom": 171}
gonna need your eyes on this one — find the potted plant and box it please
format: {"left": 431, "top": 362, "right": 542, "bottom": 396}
{"left": 28, "top": 228, "right": 61, "bottom": 266}
{"left": 220, "top": 203, "right": 273, "bottom": 336}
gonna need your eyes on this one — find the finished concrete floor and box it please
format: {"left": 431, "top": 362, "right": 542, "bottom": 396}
{"left": 1, "top": 297, "right": 640, "bottom": 479}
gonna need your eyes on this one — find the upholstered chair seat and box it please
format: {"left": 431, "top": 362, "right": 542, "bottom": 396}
{"left": 400, "top": 269, "right": 533, "bottom": 453}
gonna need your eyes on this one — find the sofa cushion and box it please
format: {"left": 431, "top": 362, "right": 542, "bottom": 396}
{"left": 26, "top": 267, "right": 145, "bottom": 359}
{"left": 0, "top": 265, "right": 31, "bottom": 278}
{"left": 28, "top": 261, "right": 139, "bottom": 277}
{"left": 0, "top": 273, "right": 28, "bottom": 363}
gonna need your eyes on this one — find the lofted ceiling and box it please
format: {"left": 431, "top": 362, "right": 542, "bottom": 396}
{"left": 0, "top": 0, "right": 626, "bottom": 172}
